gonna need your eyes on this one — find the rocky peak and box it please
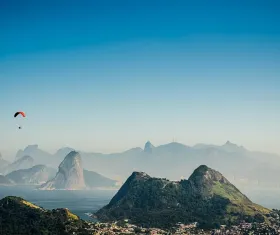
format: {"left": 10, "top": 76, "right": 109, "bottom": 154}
{"left": 144, "top": 141, "right": 154, "bottom": 153}
{"left": 15, "top": 145, "right": 39, "bottom": 160}
{"left": 130, "top": 171, "right": 151, "bottom": 180}
{"left": 224, "top": 141, "right": 237, "bottom": 147}
{"left": 222, "top": 141, "right": 246, "bottom": 152}
{"left": 40, "top": 151, "right": 86, "bottom": 190}
{"left": 119, "top": 171, "right": 151, "bottom": 191}
{"left": 58, "top": 151, "right": 82, "bottom": 170}
{"left": 188, "top": 165, "right": 229, "bottom": 187}
{"left": 108, "top": 171, "right": 151, "bottom": 206}
{"left": 24, "top": 145, "right": 39, "bottom": 152}
{"left": 188, "top": 165, "right": 251, "bottom": 202}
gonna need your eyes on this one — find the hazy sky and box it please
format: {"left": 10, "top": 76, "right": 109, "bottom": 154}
{"left": 0, "top": 0, "right": 279, "bottom": 156}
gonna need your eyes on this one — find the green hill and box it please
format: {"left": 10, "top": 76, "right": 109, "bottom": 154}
{"left": 0, "top": 196, "right": 96, "bottom": 235}
{"left": 96, "top": 165, "right": 270, "bottom": 229}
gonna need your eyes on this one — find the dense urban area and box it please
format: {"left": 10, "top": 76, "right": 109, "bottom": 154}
{"left": 73, "top": 216, "right": 280, "bottom": 234}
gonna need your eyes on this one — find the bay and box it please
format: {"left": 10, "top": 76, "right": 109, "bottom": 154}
{"left": 0, "top": 185, "right": 116, "bottom": 221}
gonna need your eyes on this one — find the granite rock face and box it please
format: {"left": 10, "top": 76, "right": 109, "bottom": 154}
{"left": 144, "top": 141, "right": 155, "bottom": 153}
{"left": 40, "top": 151, "right": 86, "bottom": 190}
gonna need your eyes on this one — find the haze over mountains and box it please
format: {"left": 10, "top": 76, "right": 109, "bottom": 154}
{"left": 4, "top": 141, "right": 280, "bottom": 189}
{"left": 0, "top": 145, "right": 279, "bottom": 231}
{"left": 3, "top": 155, "right": 35, "bottom": 175}
{"left": 0, "top": 150, "right": 118, "bottom": 189}
{"left": 6, "top": 165, "right": 56, "bottom": 185}
{"left": 40, "top": 151, "right": 118, "bottom": 190}
{"left": 0, "top": 153, "right": 9, "bottom": 173}
{"left": 0, "top": 175, "right": 13, "bottom": 185}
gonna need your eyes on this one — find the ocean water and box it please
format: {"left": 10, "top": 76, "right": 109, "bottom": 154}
{"left": 0, "top": 186, "right": 117, "bottom": 221}
{"left": 242, "top": 187, "right": 280, "bottom": 210}
{"left": 1, "top": 185, "right": 280, "bottom": 222}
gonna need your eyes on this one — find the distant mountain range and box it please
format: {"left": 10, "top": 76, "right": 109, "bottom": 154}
{"left": 83, "top": 169, "right": 118, "bottom": 189}
{"left": 6, "top": 165, "right": 56, "bottom": 185}
{"left": 0, "top": 150, "right": 118, "bottom": 189}
{"left": 0, "top": 152, "right": 10, "bottom": 172}
{"left": 3, "top": 141, "right": 280, "bottom": 188}
{"left": 0, "top": 175, "right": 13, "bottom": 185}
{"left": 96, "top": 165, "right": 270, "bottom": 229}
{"left": 3, "top": 155, "right": 35, "bottom": 175}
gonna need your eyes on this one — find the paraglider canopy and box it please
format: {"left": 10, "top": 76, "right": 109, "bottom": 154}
{"left": 14, "top": 111, "right": 26, "bottom": 118}
{"left": 14, "top": 111, "right": 26, "bottom": 129}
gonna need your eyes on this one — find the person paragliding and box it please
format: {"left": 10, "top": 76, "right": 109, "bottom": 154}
{"left": 14, "top": 111, "right": 26, "bottom": 129}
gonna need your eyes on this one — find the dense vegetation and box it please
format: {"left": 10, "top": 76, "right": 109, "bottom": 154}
{"left": 96, "top": 165, "right": 270, "bottom": 229}
{"left": 0, "top": 196, "right": 94, "bottom": 235}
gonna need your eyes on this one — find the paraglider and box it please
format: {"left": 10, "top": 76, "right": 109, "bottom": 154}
{"left": 14, "top": 111, "right": 26, "bottom": 118}
{"left": 14, "top": 111, "right": 26, "bottom": 129}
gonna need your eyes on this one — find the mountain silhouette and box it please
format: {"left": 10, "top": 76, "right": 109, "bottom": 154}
{"left": 13, "top": 141, "right": 280, "bottom": 188}
{"left": 96, "top": 165, "right": 270, "bottom": 229}
{"left": 6, "top": 165, "right": 56, "bottom": 185}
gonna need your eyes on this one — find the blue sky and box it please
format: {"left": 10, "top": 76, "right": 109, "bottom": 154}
{"left": 0, "top": 0, "right": 280, "bottom": 156}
